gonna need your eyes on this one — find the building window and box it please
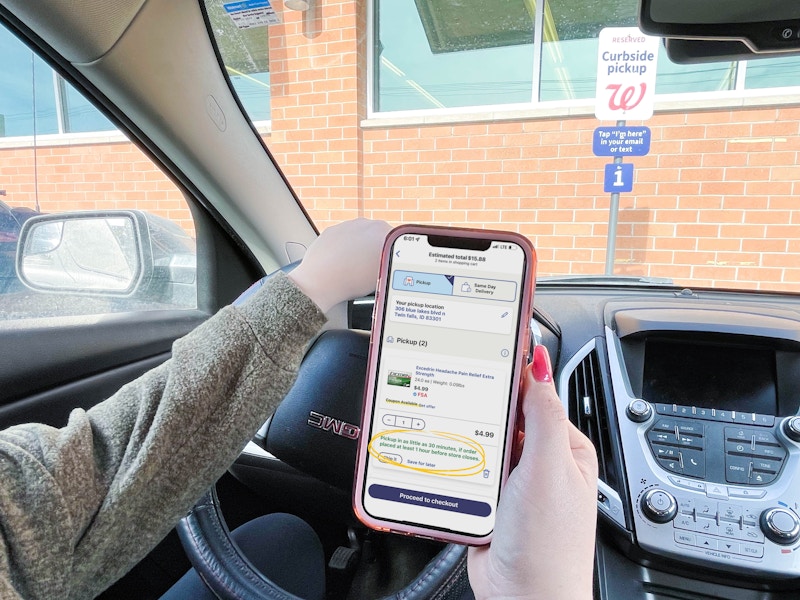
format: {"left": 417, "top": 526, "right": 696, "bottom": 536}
{"left": 375, "top": 0, "right": 535, "bottom": 112}
{"left": 0, "top": 26, "right": 114, "bottom": 137}
{"left": 372, "top": 0, "right": 799, "bottom": 115}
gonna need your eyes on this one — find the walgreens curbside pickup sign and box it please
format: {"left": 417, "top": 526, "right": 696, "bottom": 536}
{"left": 595, "top": 28, "right": 660, "bottom": 122}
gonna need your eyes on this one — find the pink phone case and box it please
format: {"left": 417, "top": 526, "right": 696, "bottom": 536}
{"left": 353, "top": 224, "right": 536, "bottom": 546}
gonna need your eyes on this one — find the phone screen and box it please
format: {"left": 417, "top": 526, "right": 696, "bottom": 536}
{"left": 361, "top": 233, "right": 528, "bottom": 538}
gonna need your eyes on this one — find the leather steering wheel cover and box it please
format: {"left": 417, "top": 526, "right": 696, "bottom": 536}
{"left": 178, "top": 487, "right": 469, "bottom": 600}
{"left": 177, "top": 487, "right": 303, "bottom": 600}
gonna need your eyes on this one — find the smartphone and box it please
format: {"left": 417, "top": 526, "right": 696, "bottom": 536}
{"left": 353, "top": 225, "right": 536, "bottom": 545}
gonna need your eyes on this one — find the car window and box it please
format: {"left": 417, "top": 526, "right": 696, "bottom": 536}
{"left": 204, "top": 0, "right": 800, "bottom": 295}
{"left": 0, "top": 23, "right": 197, "bottom": 320}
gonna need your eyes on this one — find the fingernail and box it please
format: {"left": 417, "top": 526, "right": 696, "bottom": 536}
{"left": 532, "top": 344, "right": 553, "bottom": 383}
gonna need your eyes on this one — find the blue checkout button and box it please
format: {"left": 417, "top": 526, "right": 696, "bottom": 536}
{"left": 368, "top": 484, "right": 492, "bottom": 517}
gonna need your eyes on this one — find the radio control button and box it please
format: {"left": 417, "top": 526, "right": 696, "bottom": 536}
{"left": 783, "top": 416, "right": 800, "bottom": 441}
{"left": 726, "top": 440, "right": 752, "bottom": 456}
{"left": 678, "top": 423, "right": 704, "bottom": 436}
{"left": 751, "top": 471, "right": 777, "bottom": 485}
{"left": 653, "top": 445, "right": 680, "bottom": 459}
{"left": 725, "top": 427, "right": 752, "bottom": 442}
{"left": 659, "top": 457, "right": 683, "bottom": 474}
{"left": 754, "top": 431, "right": 779, "bottom": 445}
{"left": 626, "top": 399, "right": 653, "bottom": 422}
{"left": 655, "top": 403, "right": 677, "bottom": 415}
{"left": 752, "top": 444, "right": 786, "bottom": 460}
{"left": 653, "top": 418, "right": 679, "bottom": 433}
{"left": 755, "top": 414, "right": 775, "bottom": 427}
{"left": 712, "top": 409, "right": 733, "bottom": 422}
{"left": 680, "top": 449, "right": 705, "bottom": 478}
{"left": 733, "top": 411, "right": 756, "bottom": 425}
{"left": 695, "top": 407, "right": 713, "bottom": 420}
{"left": 725, "top": 456, "right": 752, "bottom": 485}
{"left": 751, "top": 457, "right": 781, "bottom": 473}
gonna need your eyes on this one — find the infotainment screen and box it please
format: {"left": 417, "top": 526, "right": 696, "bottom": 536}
{"left": 642, "top": 338, "right": 777, "bottom": 415}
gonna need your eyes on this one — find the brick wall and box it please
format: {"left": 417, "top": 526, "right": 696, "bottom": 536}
{"left": 3, "top": 3, "right": 800, "bottom": 292}
{"left": 0, "top": 142, "right": 193, "bottom": 234}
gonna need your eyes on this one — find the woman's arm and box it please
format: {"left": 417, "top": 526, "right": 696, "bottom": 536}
{"left": 0, "top": 218, "right": 390, "bottom": 600}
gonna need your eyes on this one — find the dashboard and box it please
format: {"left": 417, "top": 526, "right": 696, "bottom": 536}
{"left": 533, "top": 284, "right": 800, "bottom": 597}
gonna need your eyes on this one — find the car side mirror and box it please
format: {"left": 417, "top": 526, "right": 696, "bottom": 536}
{"left": 16, "top": 211, "right": 151, "bottom": 295}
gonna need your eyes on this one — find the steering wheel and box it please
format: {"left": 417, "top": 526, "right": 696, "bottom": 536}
{"left": 177, "top": 329, "right": 470, "bottom": 600}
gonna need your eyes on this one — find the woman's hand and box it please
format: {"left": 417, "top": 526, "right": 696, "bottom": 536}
{"left": 468, "top": 344, "right": 598, "bottom": 600}
{"left": 288, "top": 219, "right": 392, "bottom": 313}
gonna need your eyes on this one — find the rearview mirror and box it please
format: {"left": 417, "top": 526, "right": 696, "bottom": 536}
{"left": 640, "top": 0, "right": 800, "bottom": 54}
{"left": 17, "top": 212, "right": 146, "bottom": 295}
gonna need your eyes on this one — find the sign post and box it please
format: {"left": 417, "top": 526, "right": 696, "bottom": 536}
{"left": 594, "top": 28, "right": 659, "bottom": 275}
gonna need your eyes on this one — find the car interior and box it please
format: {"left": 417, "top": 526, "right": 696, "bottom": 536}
{"left": 2, "top": 0, "right": 800, "bottom": 598}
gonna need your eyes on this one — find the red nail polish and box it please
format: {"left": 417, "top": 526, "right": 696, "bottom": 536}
{"left": 532, "top": 344, "right": 552, "bottom": 383}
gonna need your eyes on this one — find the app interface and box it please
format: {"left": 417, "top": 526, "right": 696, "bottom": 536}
{"left": 363, "top": 234, "right": 527, "bottom": 536}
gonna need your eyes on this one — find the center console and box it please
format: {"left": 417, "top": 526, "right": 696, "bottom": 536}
{"left": 604, "top": 304, "right": 800, "bottom": 579}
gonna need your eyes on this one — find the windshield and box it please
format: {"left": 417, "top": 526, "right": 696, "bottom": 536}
{"left": 203, "top": 0, "right": 800, "bottom": 293}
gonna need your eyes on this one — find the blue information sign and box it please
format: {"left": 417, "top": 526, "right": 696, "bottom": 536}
{"left": 604, "top": 163, "right": 634, "bottom": 193}
{"left": 593, "top": 126, "right": 651, "bottom": 157}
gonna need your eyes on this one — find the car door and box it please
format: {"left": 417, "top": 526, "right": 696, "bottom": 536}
{"left": 0, "top": 22, "right": 260, "bottom": 444}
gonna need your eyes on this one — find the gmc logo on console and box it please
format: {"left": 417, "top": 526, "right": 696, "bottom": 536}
{"left": 307, "top": 411, "right": 360, "bottom": 440}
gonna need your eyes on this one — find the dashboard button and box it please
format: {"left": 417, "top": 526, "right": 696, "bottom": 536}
{"left": 680, "top": 449, "right": 706, "bottom": 478}
{"left": 676, "top": 435, "right": 703, "bottom": 450}
{"left": 720, "top": 521, "right": 740, "bottom": 539}
{"left": 653, "top": 418, "right": 679, "bottom": 433}
{"left": 678, "top": 497, "right": 695, "bottom": 514}
{"left": 695, "top": 534, "right": 718, "bottom": 550}
{"left": 720, "top": 540, "right": 740, "bottom": 554}
{"left": 713, "top": 410, "right": 733, "bottom": 422}
{"left": 751, "top": 457, "right": 781, "bottom": 473}
{"left": 697, "top": 519, "right": 719, "bottom": 536}
{"left": 706, "top": 484, "right": 729, "bottom": 500}
{"left": 659, "top": 457, "right": 683, "bottom": 474}
{"left": 655, "top": 403, "right": 677, "bottom": 415}
{"left": 695, "top": 500, "right": 716, "bottom": 519}
{"left": 725, "top": 456, "right": 752, "bottom": 484}
{"left": 674, "top": 514, "right": 696, "bottom": 531}
{"left": 733, "top": 411, "right": 756, "bottom": 424}
{"left": 755, "top": 414, "right": 775, "bottom": 427}
{"left": 752, "top": 444, "right": 786, "bottom": 460}
{"left": 725, "top": 427, "right": 753, "bottom": 442}
{"left": 719, "top": 504, "right": 743, "bottom": 523}
{"left": 674, "top": 530, "right": 696, "bottom": 546}
{"left": 678, "top": 422, "right": 704, "bottom": 436}
{"left": 668, "top": 476, "right": 706, "bottom": 492}
{"left": 754, "top": 431, "right": 779, "bottom": 445}
{"left": 648, "top": 430, "right": 673, "bottom": 445}
{"left": 653, "top": 445, "right": 680, "bottom": 459}
{"left": 751, "top": 471, "right": 777, "bottom": 485}
{"left": 641, "top": 489, "right": 678, "bottom": 523}
{"left": 741, "top": 525, "right": 765, "bottom": 544}
{"left": 728, "top": 487, "right": 767, "bottom": 499}
{"left": 696, "top": 407, "right": 713, "bottom": 420}
{"left": 725, "top": 440, "right": 752, "bottom": 456}
{"left": 739, "top": 542, "right": 764, "bottom": 559}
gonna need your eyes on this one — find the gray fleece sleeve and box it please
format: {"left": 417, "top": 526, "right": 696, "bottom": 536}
{"left": 0, "top": 273, "right": 327, "bottom": 600}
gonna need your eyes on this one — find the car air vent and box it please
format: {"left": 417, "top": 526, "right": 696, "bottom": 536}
{"left": 568, "top": 348, "right": 619, "bottom": 490}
